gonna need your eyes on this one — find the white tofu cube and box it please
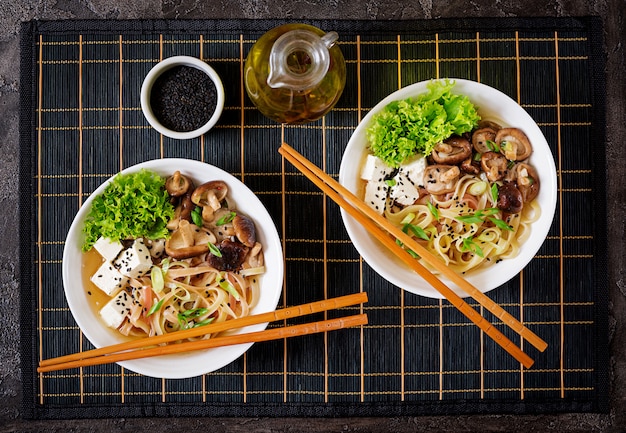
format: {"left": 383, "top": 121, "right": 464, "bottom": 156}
{"left": 90, "top": 261, "right": 127, "bottom": 296}
{"left": 364, "top": 179, "right": 389, "bottom": 214}
{"left": 114, "top": 238, "right": 153, "bottom": 279}
{"left": 99, "top": 290, "right": 131, "bottom": 329}
{"left": 400, "top": 155, "right": 427, "bottom": 188}
{"left": 93, "top": 236, "right": 124, "bottom": 261}
{"left": 389, "top": 172, "right": 420, "bottom": 206}
{"left": 360, "top": 154, "right": 394, "bottom": 181}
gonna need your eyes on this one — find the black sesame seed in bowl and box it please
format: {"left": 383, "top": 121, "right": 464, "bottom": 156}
{"left": 141, "top": 56, "right": 225, "bottom": 140}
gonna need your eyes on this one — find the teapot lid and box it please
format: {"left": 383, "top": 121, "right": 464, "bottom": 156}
{"left": 267, "top": 29, "right": 338, "bottom": 91}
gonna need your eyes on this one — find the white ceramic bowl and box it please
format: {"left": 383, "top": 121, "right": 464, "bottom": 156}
{"left": 339, "top": 79, "right": 557, "bottom": 299}
{"left": 62, "top": 159, "right": 284, "bottom": 378}
{"left": 141, "top": 56, "right": 225, "bottom": 139}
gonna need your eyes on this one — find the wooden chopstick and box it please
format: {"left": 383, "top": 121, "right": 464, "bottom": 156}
{"left": 38, "top": 292, "right": 367, "bottom": 372}
{"left": 279, "top": 142, "right": 547, "bottom": 367}
{"left": 38, "top": 314, "right": 368, "bottom": 372}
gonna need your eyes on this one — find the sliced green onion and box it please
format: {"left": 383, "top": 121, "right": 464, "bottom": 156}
{"left": 147, "top": 298, "right": 165, "bottom": 316}
{"left": 488, "top": 217, "right": 514, "bottom": 231}
{"left": 385, "top": 179, "right": 396, "bottom": 187}
{"left": 208, "top": 242, "right": 222, "bottom": 257}
{"left": 193, "top": 317, "right": 215, "bottom": 328}
{"left": 181, "top": 307, "right": 209, "bottom": 318}
{"left": 400, "top": 212, "right": 416, "bottom": 225}
{"left": 468, "top": 181, "right": 487, "bottom": 196}
{"left": 406, "top": 249, "right": 420, "bottom": 259}
{"left": 473, "top": 152, "right": 482, "bottom": 161}
{"left": 427, "top": 201, "right": 439, "bottom": 220}
{"left": 403, "top": 223, "right": 430, "bottom": 241}
{"left": 456, "top": 214, "right": 483, "bottom": 224}
{"left": 191, "top": 206, "right": 203, "bottom": 227}
{"left": 160, "top": 257, "right": 171, "bottom": 273}
{"left": 477, "top": 208, "right": 500, "bottom": 217}
{"left": 219, "top": 277, "right": 241, "bottom": 301}
{"left": 150, "top": 266, "right": 165, "bottom": 293}
{"left": 461, "top": 237, "right": 484, "bottom": 258}
{"left": 490, "top": 183, "right": 499, "bottom": 202}
{"left": 486, "top": 139, "right": 500, "bottom": 152}
{"left": 507, "top": 160, "right": 516, "bottom": 169}
{"left": 216, "top": 211, "right": 236, "bottom": 226}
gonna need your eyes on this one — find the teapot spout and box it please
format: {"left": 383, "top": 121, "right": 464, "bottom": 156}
{"left": 320, "top": 31, "right": 339, "bottom": 49}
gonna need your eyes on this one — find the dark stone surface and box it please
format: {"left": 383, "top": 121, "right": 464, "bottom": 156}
{"left": 1, "top": 1, "right": 623, "bottom": 432}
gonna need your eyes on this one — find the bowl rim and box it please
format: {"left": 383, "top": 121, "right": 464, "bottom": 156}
{"left": 140, "top": 55, "right": 225, "bottom": 140}
{"left": 338, "top": 78, "right": 558, "bottom": 299}
{"left": 62, "top": 158, "right": 284, "bottom": 378}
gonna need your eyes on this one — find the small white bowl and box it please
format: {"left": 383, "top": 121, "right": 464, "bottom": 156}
{"left": 62, "top": 159, "right": 284, "bottom": 378}
{"left": 339, "top": 79, "right": 558, "bottom": 299}
{"left": 140, "top": 56, "right": 225, "bottom": 139}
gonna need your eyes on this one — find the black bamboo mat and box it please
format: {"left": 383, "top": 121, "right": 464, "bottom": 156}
{"left": 19, "top": 17, "right": 608, "bottom": 419}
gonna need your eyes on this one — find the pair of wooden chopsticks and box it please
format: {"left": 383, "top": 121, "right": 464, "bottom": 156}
{"left": 38, "top": 292, "right": 368, "bottom": 373}
{"left": 279, "top": 142, "right": 547, "bottom": 368}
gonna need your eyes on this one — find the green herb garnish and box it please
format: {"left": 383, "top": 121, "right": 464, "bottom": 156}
{"left": 191, "top": 206, "right": 203, "bottom": 227}
{"left": 366, "top": 79, "right": 481, "bottom": 167}
{"left": 82, "top": 169, "right": 175, "bottom": 251}
{"left": 490, "top": 183, "right": 499, "bottom": 203}
{"left": 219, "top": 277, "right": 241, "bottom": 301}
{"left": 427, "top": 201, "right": 440, "bottom": 220}
{"left": 216, "top": 211, "right": 237, "bottom": 226}
{"left": 147, "top": 298, "right": 165, "bottom": 316}
{"left": 461, "top": 237, "right": 484, "bottom": 258}
{"left": 208, "top": 242, "right": 222, "bottom": 257}
{"left": 488, "top": 217, "right": 514, "bottom": 231}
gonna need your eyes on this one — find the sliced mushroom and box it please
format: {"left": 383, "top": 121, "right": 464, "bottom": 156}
{"left": 495, "top": 128, "right": 532, "bottom": 161}
{"left": 496, "top": 182, "right": 523, "bottom": 214}
{"left": 165, "top": 171, "right": 192, "bottom": 197}
{"left": 207, "top": 239, "right": 250, "bottom": 271}
{"left": 514, "top": 163, "right": 540, "bottom": 203}
{"left": 423, "top": 165, "right": 461, "bottom": 195}
{"left": 244, "top": 242, "right": 264, "bottom": 268}
{"left": 477, "top": 120, "right": 502, "bottom": 130}
{"left": 460, "top": 156, "right": 481, "bottom": 175}
{"left": 480, "top": 151, "right": 508, "bottom": 181}
{"left": 233, "top": 214, "right": 256, "bottom": 248}
{"left": 179, "top": 188, "right": 195, "bottom": 222}
{"left": 164, "top": 219, "right": 209, "bottom": 259}
{"left": 471, "top": 127, "right": 497, "bottom": 154}
{"left": 431, "top": 136, "right": 472, "bottom": 165}
{"left": 192, "top": 181, "right": 227, "bottom": 209}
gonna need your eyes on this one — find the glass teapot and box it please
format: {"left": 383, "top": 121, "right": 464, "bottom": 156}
{"left": 244, "top": 24, "right": 346, "bottom": 124}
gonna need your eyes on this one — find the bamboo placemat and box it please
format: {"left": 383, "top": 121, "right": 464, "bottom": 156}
{"left": 19, "top": 17, "right": 608, "bottom": 419}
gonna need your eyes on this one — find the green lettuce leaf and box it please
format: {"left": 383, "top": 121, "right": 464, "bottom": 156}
{"left": 366, "top": 79, "right": 481, "bottom": 167}
{"left": 82, "top": 169, "right": 175, "bottom": 251}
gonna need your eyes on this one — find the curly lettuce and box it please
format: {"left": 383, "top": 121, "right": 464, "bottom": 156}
{"left": 366, "top": 79, "right": 481, "bottom": 167}
{"left": 82, "top": 169, "right": 175, "bottom": 251}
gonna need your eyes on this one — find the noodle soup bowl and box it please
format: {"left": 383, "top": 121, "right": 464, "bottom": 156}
{"left": 62, "top": 158, "right": 284, "bottom": 378}
{"left": 339, "top": 79, "right": 557, "bottom": 299}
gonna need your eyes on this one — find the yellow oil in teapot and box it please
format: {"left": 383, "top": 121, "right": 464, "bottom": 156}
{"left": 244, "top": 23, "right": 346, "bottom": 124}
